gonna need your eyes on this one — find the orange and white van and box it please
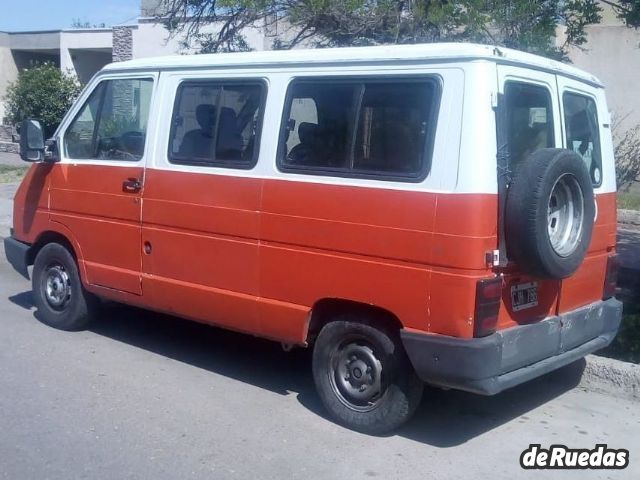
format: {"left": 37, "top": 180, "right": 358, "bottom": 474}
{"left": 5, "top": 43, "right": 622, "bottom": 433}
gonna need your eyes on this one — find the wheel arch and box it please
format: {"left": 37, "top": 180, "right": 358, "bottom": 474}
{"left": 306, "top": 298, "right": 404, "bottom": 345}
{"left": 28, "top": 227, "right": 88, "bottom": 285}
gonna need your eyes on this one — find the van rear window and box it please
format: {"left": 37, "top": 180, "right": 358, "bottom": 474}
{"left": 169, "top": 81, "right": 265, "bottom": 168}
{"left": 562, "top": 92, "right": 602, "bottom": 186}
{"left": 504, "top": 81, "right": 555, "bottom": 171}
{"left": 278, "top": 78, "right": 440, "bottom": 181}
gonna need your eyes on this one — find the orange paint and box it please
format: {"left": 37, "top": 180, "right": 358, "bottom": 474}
{"left": 9, "top": 165, "right": 615, "bottom": 344}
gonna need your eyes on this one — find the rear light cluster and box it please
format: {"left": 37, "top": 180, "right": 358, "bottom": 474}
{"left": 474, "top": 277, "right": 503, "bottom": 337}
{"left": 603, "top": 254, "right": 619, "bottom": 300}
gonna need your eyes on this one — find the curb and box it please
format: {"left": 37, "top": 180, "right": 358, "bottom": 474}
{"left": 580, "top": 354, "right": 639, "bottom": 401}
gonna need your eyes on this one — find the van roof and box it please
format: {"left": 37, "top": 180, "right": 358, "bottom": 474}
{"left": 103, "top": 42, "right": 602, "bottom": 87}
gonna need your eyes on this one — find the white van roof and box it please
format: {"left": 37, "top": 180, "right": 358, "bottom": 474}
{"left": 103, "top": 42, "right": 603, "bottom": 87}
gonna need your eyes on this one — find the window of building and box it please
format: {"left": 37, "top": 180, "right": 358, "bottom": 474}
{"left": 563, "top": 92, "right": 602, "bottom": 185}
{"left": 169, "top": 81, "right": 265, "bottom": 168}
{"left": 504, "top": 82, "right": 555, "bottom": 170}
{"left": 278, "top": 78, "right": 440, "bottom": 180}
{"left": 65, "top": 78, "right": 153, "bottom": 161}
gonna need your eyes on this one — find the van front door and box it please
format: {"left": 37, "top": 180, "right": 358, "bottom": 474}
{"left": 50, "top": 75, "right": 156, "bottom": 295}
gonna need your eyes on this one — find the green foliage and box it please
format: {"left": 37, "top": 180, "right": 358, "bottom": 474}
{"left": 70, "top": 18, "right": 107, "bottom": 29}
{"left": 0, "top": 165, "right": 28, "bottom": 184}
{"left": 618, "top": 192, "right": 640, "bottom": 210}
{"left": 607, "top": 0, "right": 640, "bottom": 27}
{"left": 4, "top": 62, "right": 82, "bottom": 138}
{"left": 613, "top": 117, "right": 640, "bottom": 190}
{"left": 159, "top": 0, "right": 603, "bottom": 59}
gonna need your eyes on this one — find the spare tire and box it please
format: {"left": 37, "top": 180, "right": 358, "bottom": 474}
{"left": 505, "top": 148, "right": 595, "bottom": 279}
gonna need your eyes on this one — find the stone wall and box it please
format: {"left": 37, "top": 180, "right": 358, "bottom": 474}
{"left": 0, "top": 125, "right": 18, "bottom": 153}
{"left": 112, "top": 27, "right": 134, "bottom": 63}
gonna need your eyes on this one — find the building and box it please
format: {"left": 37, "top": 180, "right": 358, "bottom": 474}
{"left": 0, "top": 0, "right": 638, "bottom": 136}
{"left": 562, "top": 2, "right": 640, "bottom": 134}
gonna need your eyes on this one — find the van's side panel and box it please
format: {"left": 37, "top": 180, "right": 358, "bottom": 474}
{"left": 141, "top": 169, "right": 262, "bottom": 335}
{"left": 258, "top": 67, "right": 491, "bottom": 340}
{"left": 11, "top": 163, "right": 51, "bottom": 244}
{"left": 260, "top": 180, "right": 436, "bottom": 333}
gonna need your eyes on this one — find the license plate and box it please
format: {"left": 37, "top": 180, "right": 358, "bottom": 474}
{"left": 511, "top": 282, "right": 538, "bottom": 311}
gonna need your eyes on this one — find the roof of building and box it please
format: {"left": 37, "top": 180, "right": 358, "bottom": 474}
{"left": 103, "top": 42, "right": 603, "bottom": 86}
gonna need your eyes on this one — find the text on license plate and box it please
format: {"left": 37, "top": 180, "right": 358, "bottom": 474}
{"left": 511, "top": 282, "right": 538, "bottom": 312}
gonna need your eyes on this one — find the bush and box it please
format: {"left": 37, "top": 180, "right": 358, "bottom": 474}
{"left": 613, "top": 118, "right": 640, "bottom": 191}
{"left": 598, "top": 296, "right": 640, "bottom": 364}
{"left": 4, "top": 62, "right": 82, "bottom": 138}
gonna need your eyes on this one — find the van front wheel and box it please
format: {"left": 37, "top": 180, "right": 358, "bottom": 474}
{"left": 32, "top": 243, "right": 98, "bottom": 331}
{"left": 312, "top": 318, "right": 423, "bottom": 434}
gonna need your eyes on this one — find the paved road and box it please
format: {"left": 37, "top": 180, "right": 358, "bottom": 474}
{"left": 0, "top": 244, "right": 638, "bottom": 480}
{"left": 0, "top": 183, "right": 17, "bottom": 236}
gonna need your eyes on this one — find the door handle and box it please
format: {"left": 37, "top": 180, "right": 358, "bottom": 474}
{"left": 122, "top": 178, "right": 142, "bottom": 193}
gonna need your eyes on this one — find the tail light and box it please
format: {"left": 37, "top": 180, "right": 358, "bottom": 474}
{"left": 603, "top": 254, "right": 619, "bottom": 300}
{"left": 474, "top": 277, "right": 503, "bottom": 337}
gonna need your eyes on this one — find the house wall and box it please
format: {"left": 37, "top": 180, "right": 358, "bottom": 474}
{"left": 59, "top": 29, "right": 113, "bottom": 80}
{"left": 132, "top": 19, "right": 267, "bottom": 59}
{"left": 0, "top": 32, "right": 19, "bottom": 122}
{"left": 563, "top": 2, "right": 640, "bottom": 134}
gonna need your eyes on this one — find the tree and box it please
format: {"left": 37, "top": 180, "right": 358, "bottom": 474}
{"left": 4, "top": 63, "right": 82, "bottom": 138}
{"left": 70, "top": 18, "right": 107, "bottom": 29}
{"left": 613, "top": 116, "right": 640, "bottom": 189}
{"left": 602, "top": 0, "right": 640, "bottom": 27}
{"left": 158, "top": 0, "right": 602, "bottom": 59}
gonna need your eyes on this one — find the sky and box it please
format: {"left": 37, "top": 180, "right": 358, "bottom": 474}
{"left": 0, "top": 0, "right": 140, "bottom": 32}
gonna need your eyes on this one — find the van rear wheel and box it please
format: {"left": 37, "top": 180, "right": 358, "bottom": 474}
{"left": 312, "top": 317, "right": 423, "bottom": 434}
{"left": 32, "top": 243, "right": 98, "bottom": 331}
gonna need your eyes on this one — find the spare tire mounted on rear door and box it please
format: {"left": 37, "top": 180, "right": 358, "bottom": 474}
{"left": 505, "top": 148, "right": 595, "bottom": 279}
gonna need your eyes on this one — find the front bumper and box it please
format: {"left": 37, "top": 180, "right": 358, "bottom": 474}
{"left": 401, "top": 298, "right": 622, "bottom": 395}
{"left": 3, "top": 235, "right": 31, "bottom": 279}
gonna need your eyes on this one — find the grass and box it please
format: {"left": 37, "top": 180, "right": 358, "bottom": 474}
{"left": 618, "top": 191, "right": 640, "bottom": 211}
{"left": 0, "top": 165, "right": 28, "bottom": 184}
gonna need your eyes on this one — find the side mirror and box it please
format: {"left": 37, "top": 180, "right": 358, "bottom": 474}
{"left": 19, "top": 119, "right": 45, "bottom": 162}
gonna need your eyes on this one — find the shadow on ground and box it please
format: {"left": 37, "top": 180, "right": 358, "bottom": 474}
{"left": 9, "top": 292, "right": 585, "bottom": 448}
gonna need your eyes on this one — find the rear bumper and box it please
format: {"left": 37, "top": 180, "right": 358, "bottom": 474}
{"left": 3, "top": 234, "right": 31, "bottom": 279}
{"left": 401, "top": 298, "right": 622, "bottom": 395}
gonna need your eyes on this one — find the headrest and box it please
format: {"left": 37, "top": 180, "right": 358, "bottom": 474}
{"left": 298, "top": 122, "right": 319, "bottom": 144}
{"left": 195, "top": 104, "right": 216, "bottom": 130}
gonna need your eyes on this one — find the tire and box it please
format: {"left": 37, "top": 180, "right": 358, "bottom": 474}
{"left": 32, "top": 243, "right": 98, "bottom": 331}
{"left": 505, "top": 148, "right": 595, "bottom": 279}
{"left": 312, "top": 316, "right": 424, "bottom": 434}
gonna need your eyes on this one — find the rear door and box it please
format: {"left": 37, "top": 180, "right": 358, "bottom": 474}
{"left": 496, "top": 65, "right": 564, "bottom": 327}
{"left": 555, "top": 76, "right": 616, "bottom": 313}
{"left": 51, "top": 74, "right": 157, "bottom": 295}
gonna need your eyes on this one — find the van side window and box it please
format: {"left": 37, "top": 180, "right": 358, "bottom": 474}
{"left": 563, "top": 92, "right": 602, "bottom": 186}
{"left": 65, "top": 78, "right": 153, "bottom": 161}
{"left": 504, "top": 82, "right": 555, "bottom": 170}
{"left": 169, "top": 81, "right": 265, "bottom": 168}
{"left": 278, "top": 78, "right": 439, "bottom": 180}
